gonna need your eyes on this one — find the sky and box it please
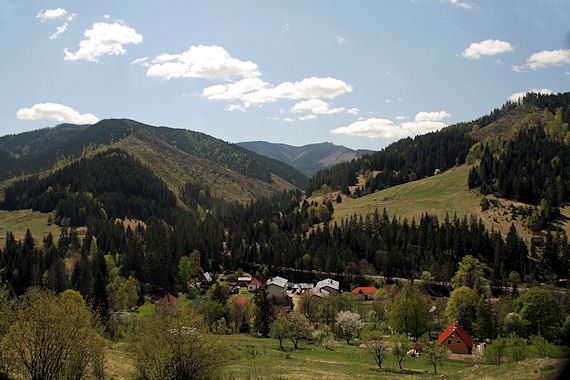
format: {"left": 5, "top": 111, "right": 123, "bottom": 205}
{"left": 1, "top": 0, "right": 569, "bottom": 150}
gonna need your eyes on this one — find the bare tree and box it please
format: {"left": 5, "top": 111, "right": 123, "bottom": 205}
{"left": 365, "top": 331, "right": 390, "bottom": 369}
{"left": 391, "top": 333, "right": 413, "bottom": 370}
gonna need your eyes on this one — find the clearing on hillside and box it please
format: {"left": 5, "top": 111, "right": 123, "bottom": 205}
{"left": 326, "top": 165, "right": 569, "bottom": 241}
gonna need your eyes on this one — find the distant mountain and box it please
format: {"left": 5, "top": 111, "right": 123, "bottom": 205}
{"left": 0, "top": 119, "right": 307, "bottom": 207}
{"left": 237, "top": 141, "right": 373, "bottom": 176}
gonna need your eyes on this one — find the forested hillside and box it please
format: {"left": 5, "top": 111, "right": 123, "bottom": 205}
{"left": 238, "top": 141, "right": 373, "bottom": 176}
{"left": 468, "top": 92, "right": 570, "bottom": 231}
{"left": 306, "top": 124, "right": 474, "bottom": 195}
{"left": 1, "top": 150, "right": 183, "bottom": 225}
{"left": 0, "top": 119, "right": 307, "bottom": 188}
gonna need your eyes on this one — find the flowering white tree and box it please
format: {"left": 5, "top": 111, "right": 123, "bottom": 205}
{"left": 336, "top": 310, "right": 364, "bottom": 344}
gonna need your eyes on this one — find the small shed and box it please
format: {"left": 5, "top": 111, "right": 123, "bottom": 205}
{"left": 438, "top": 322, "right": 473, "bottom": 354}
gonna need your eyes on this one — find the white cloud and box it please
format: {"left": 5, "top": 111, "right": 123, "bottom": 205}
{"left": 462, "top": 39, "right": 514, "bottom": 60}
{"left": 64, "top": 22, "right": 142, "bottom": 62}
{"left": 291, "top": 99, "right": 344, "bottom": 115}
{"left": 131, "top": 56, "right": 148, "bottom": 65}
{"left": 396, "top": 115, "right": 410, "bottom": 120}
{"left": 335, "top": 35, "right": 348, "bottom": 44}
{"left": 283, "top": 117, "right": 294, "bottom": 122}
{"left": 202, "top": 77, "right": 268, "bottom": 100}
{"left": 50, "top": 14, "right": 76, "bottom": 40}
{"left": 414, "top": 110, "right": 450, "bottom": 122}
{"left": 16, "top": 103, "right": 99, "bottom": 124}
{"left": 385, "top": 99, "right": 393, "bottom": 103}
{"left": 299, "top": 114, "right": 317, "bottom": 121}
{"left": 508, "top": 88, "right": 552, "bottom": 102}
{"left": 103, "top": 14, "right": 110, "bottom": 19}
{"left": 203, "top": 76, "right": 352, "bottom": 108}
{"left": 36, "top": 8, "right": 67, "bottom": 21}
{"left": 50, "top": 23, "right": 69, "bottom": 39}
{"left": 330, "top": 111, "right": 449, "bottom": 139}
{"left": 347, "top": 108, "right": 359, "bottom": 115}
{"left": 282, "top": 22, "right": 290, "bottom": 34}
{"left": 36, "top": 8, "right": 75, "bottom": 39}
{"left": 513, "top": 49, "right": 570, "bottom": 71}
{"left": 146, "top": 45, "right": 260, "bottom": 80}
{"left": 225, "top": 104, "right": 246, "bottom": 112}
{"left": 443, "top": 0, "right": 473, "bottom": 10}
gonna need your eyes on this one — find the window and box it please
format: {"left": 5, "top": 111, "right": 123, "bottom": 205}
{"left": 457, "top": 341, "right": 461, "bottom": 344}
{"left": 447, "top": 340, "right": 451, "bottom": 344}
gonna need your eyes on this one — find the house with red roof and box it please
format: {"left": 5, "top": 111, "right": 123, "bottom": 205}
{"left": 351, "top": 286, "right": 378, "bottom": 301}
{"left": 438, "top": 322, "right": 473, "bottom": 354}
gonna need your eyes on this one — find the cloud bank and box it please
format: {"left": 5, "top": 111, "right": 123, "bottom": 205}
{"left": 330, "top": 110, "right": 450, "bottom": 139}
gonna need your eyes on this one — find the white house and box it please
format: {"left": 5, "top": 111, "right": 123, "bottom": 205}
{"left": 266, "top": 276, "right": 288, "bottom": 304}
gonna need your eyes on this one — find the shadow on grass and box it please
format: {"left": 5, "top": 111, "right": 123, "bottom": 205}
{"left": 369, "top": 367, "right": 426, "bottom": 375}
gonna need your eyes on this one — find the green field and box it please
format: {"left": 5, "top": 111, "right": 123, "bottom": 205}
{"left": 103, "top": 333, "right": 567, "bottom": 380}
{"left": 0, "top": 209, "right": 61, "bottom": 248}
{"left": 327, "top": 165, "right": 565, "bottom": 240}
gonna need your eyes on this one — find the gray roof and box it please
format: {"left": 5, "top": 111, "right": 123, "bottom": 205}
{"left": 266, "top": 276, "right": 288, "bottom": 288}
{"left": 203, "top": 272, "right": 213, "bottom": 282}
{"left": 309, "top": 287, "right": 330, "bottom": 298}
{"left": 317, "top": 278, "right": 339, "bottom": 291}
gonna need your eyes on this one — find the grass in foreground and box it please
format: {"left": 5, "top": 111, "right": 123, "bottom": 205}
{"left": 0, "top": 209, "right": 61, "bottom": 248}
{"left": 222, "top": 334, "right": 568, "bottom": 379}
{"left": 103, "top": 332, "right": 568, "bottom": 379}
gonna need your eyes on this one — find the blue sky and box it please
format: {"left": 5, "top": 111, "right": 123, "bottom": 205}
{"left": 1, "top": 0, "right": 569, "bottom": 150}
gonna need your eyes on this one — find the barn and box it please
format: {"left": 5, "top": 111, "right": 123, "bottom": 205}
{"left": 438, "top": 322, "right": 473, "bottom": 354}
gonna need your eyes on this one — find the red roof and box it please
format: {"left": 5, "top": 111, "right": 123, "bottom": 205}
{"left": 156, "top": 294, "right": 179, "bottom": 305}
{"left": 438, "top": 322, "right": 472, "bottom": 349}
{"left": 352, "top": 287, "right": 378, "bottom": 295}
{"left": 251, "top": 278, "right": 260, "bottom": 286}
{"left": 233, "top": 296, "right": 250, "bottom": 308}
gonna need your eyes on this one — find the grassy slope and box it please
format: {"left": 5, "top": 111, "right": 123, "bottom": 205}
{"left": 0, "top": 209, "right": 60, "bottom": 248}
{"left": 113, "top": 133, "right": 294, "bottom": 205}
{"left": 325, "top": 165, "right": 569, "bottom": 241}
{"left": 104, "top": 333, "right": 567, "bottom": 380}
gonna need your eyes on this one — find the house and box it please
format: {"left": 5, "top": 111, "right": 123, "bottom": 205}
{"left": 438, "top": 322, "right": 473, "bottom": 354}
{"left": 247, "top": 278, "right": 260, "bottom": 292}
{"left": 316, "top": 278, "right": 340, "bottom": 296}
{"left": 200, "top": 272, "right": 214, "bottom": 289}
{"left": 352, "top": 286, "right": 378, "bottom": 301}
{"left": 266, "top": 276, "right": 288, "bottom": 304}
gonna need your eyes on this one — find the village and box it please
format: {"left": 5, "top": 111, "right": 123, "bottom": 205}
{"left": 138, "top": 252, "right": 567, "bottom": 377}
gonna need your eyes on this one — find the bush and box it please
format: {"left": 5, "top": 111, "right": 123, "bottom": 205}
{"left": 4, "top": 289, "right": 104, "bottom": 380}
{"left": 530, "top": 335, "right": 552, "bottom": 358}
{"left": 485, "top": 337, "right": 507, "bottom": 364}
{"left": 506, "top": 333, "right": 527, "bottom": 362}
{"left": 131, "top": 304, "right": 228, "bottom": 380}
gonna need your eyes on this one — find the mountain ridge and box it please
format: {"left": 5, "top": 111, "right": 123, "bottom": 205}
{"left": 237, "top": 140, "right": 373, "bottom": 176}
